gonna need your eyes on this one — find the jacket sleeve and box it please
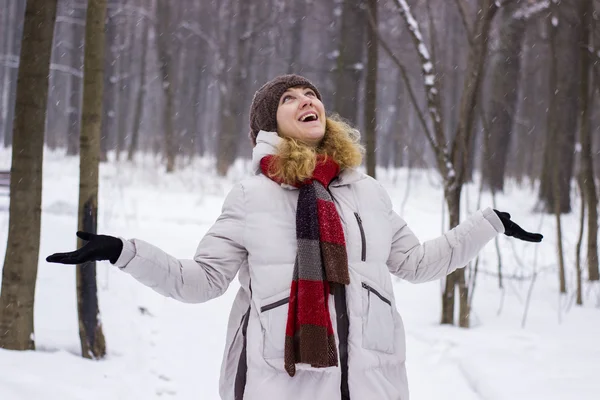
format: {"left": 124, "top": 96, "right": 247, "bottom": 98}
{"left": 113, "top": 183, "right": 247, "bottom": 303}
{"left": 381, "top": 187, "right": 504, "bottom": 283}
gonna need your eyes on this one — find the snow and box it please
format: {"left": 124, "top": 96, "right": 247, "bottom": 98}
{"left": 394, "top": 0, "right": 444, "bottom": 138}
{"left": 424, "top": 74, "right": 435, "bottom": 86}
{"left": 512, "top": 0, "right": 550, "bottom": 21}
{"left": 1, "top": 148, "right": 599, "bottom": 399}
{"left": 396, "top": 0, "right": 423, "bottom": 42}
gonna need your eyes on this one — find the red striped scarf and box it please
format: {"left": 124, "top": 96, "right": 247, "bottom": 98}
{"left": 260, "top": 154, "right": 350, "bottom": 377}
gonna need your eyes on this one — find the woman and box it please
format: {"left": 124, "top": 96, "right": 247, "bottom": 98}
{"left": 47, "top": 74, "right": 542, "bottom": 400}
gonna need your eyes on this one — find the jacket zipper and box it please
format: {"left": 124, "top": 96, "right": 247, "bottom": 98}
{"left": 354, "top": 212, "right": 366, "bottom": 262}
{"left": 332, "top": 283, "right": 350, "bottom": 399}
{"left": 361, "top": 282, "right": 391, "bottom": 306}
{"left": 327, "top": 184, "right": 350, "bottom": 400}
{"left": 260, "top": 297, "right": 289, "bottom": 313}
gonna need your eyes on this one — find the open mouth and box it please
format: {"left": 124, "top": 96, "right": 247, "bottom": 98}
{"left": 298, "top": 112, "right": 318, "bottom": 122}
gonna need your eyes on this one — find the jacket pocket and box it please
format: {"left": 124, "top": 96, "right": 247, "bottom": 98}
{"left": 354, "top": 212, "right": 366, "bottom": 261}
{"left": 361, "top": 282, "right": 395, "bottom": 354}
{"left": 260, "top": 295, "right": 290, "bottom": 360}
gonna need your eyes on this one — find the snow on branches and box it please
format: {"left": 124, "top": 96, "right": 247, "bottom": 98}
{"left": 392, "top": 0, "right": 455, "bottom": 181}
{"left": 512, "top": 0, "right": 550, "bottom": 21}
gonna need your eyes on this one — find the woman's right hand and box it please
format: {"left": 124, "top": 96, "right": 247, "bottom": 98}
{"left": 46, "top": 231, "right": 123, "bottom": 264}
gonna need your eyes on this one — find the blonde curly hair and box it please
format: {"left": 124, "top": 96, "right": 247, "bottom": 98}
{"left": 265, "top": 114, "right": 364, "bottom": 185}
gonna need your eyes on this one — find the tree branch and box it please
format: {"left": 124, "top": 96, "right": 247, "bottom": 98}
{"left": 50, "top": 63, "right": 83, "bottom": 78}
{"left": 179, "top": 21, "right": 219, "bottom": 51}
{"left": 512, "top": 0, "right": 550, "bottom": 20}
{"left": 365, "top": 9, "right": 436, "bottom": 152}
{"left": 450, "top": 0, "right": 499, "bottom": 186}
{"left": 0, "top": 54, "right": 19, "bottom": 68}
{"left": 241, "top": 12, "right": 274, "bottom": 42}
{"left": 55, "top": 15, "right": 86, "bottom": 26}
{"left": 107, "top": 2, "right": 155, "bottom": 21}
{"left": 392, "top": 0, "right": 451, "bottom": 179}
{"left": 453, "top": 0, "right": 473, "bottom": 43}
{"left": 426, "top": 0, "right": 440, "bottom": 76}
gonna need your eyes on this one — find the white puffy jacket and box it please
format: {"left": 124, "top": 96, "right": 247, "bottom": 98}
{"left": 114, "top": 131, "right": 504, "bottom": 400}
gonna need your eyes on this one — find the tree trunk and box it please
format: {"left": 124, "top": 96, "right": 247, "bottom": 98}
{"left": 2, "top": 0, "right": 26, "bottom": 148}
{"left": 334, "top": 0, "right": 365, "bottom": 125}
{"left": 77, "top": 0, "right": 108, "bottom": 359}
{"left": 156, "top": 0, "right": 176, "bottom": 173}
{"left": 393, "top": 73, "right": 405, "bottom": 169}
{"left": 575, "top": 174, "right": 585, "bottom": 305}
{"left": 100, "top": 7, "right": 118, "bottom": 162}
{"left": 0, "top": 0, "right": 10, "bottom": 144}
{"left": 216, "top": 0, "right": 248, "bottom": 176}
{"left": 444, "top": 0, "right": 498, "bottom": 327}
{"left": 116, "top": 4, "right": 134, "bottom": 161}
{"left": 128, "top": 2, "right": 149, "bottom": 162}
{"left": 67, "top": 1, "right": 85, "bottom": 156}
{"left": 0, "top": 0, "right": 58, "bottom": 351}
{"left": 538, "top": 3, "right": 581, "bottom": 214}
{"left": 46, "top": 0, "right": 71, "bottom": 150}
{"left": 286, "top": 0, "right": 305, "bottom": 73}
{"left": 441, "top": 186, "right": 463, "bottom": 325}
{"left": 546, "top": 9, "right": 567, "bottom": 294}
{"left": 364, "top": 0, "right": 378, "bottom": 178}
{"left": 481, "top": 2, "right": 526, "bottom": 192}
{"left": 578, "top": 0, "right": 599, "bottom": 282}
{"left": 451, "top": 0, "right": 497, "bottom": 186}
{"left": 511, "top": 24, "right": 535, "bottom": 184}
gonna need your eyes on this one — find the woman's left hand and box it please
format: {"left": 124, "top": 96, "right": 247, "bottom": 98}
{"left": 493, "top": 210, "right": 543, "bottom": 243}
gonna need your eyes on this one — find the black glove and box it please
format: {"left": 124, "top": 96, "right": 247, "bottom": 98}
{"left": 46, "top": 231, "right": 123, "bottom": 264}
{"left": 493, "top": 210, "right": 543, "bottom": 243}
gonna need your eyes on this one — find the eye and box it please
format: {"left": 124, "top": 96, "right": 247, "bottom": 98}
{"left": 281, "top": 95, "right": 293, "bottom": 103}
{"left": 305, "top": 90, "right": 316, "bottom": 97}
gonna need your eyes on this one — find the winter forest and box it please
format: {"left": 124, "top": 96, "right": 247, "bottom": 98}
{"left": 0, "top": 0, "right": 599, "bottom": 398}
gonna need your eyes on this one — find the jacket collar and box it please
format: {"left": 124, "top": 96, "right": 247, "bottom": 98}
{"left": 251, "top": 130, "right": 366, "bottom": 188}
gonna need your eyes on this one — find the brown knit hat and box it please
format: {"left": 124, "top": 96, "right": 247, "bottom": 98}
{"left": 249, "top": 74, "right": 322, "bottom": 146}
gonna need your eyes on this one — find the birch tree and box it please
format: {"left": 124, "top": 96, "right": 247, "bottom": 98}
{"left": 390, "top": 0, "right": 502, "bottom": 327}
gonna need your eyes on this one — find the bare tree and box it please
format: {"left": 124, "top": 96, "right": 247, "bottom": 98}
{"left": 76, "top": 0, "right": 108, "bottom": 359}
{"left": 67, "top": 0, "right": 86, "bottom": 156}
{"left": 334, "top": 0, "right": 365, "bottom": 126}
{"left": 390, "top": 0, "right": 500, "bottom": 327}
{"left": 1, "top": 1, "right": 26, "bottom": 148}
{"left": 216, "top": 0, "right": 254, "bottom": 176}
{"left": 128, "top": 0, "right": 151, "bottom": 162}
{"left": 577, "top": 0, "right": 599, "bottom": 283}
{"left": 364, "top": 0, "right": 378, "bottom": 178}
{"left": 538, "top": 1, "right": 581, "bottom": 214}
{"left": 0, "top": 0, "right": 58, "bottom": 351}
{"left": 46, "top": 0, "right": 73, "bottom": 150}
{"left": 100, "top": 1, "right": 118, "bottom": 162}
{"left": 155, "top": 0, "right": 177, "bottom": 172}
{"left": 481, "top": 1, "right": 549, "bottom": 192}
{"left": 286, "top": 0, "right": 305, "bottom": 74}
{"left": 116, "top": 1, "right": 134, "bottom": 160}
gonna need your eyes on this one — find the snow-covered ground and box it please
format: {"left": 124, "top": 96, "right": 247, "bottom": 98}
{"left": 0, "top": 147, "right": 598, "bottom": 399}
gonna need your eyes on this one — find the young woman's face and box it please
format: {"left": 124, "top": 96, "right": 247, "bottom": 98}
{"left": 276, "top": 86, "right": 326, "bottom": 147}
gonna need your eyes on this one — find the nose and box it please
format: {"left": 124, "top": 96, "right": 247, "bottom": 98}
{"left": 299, "top": 94, "right": 313, "bottom": 109}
